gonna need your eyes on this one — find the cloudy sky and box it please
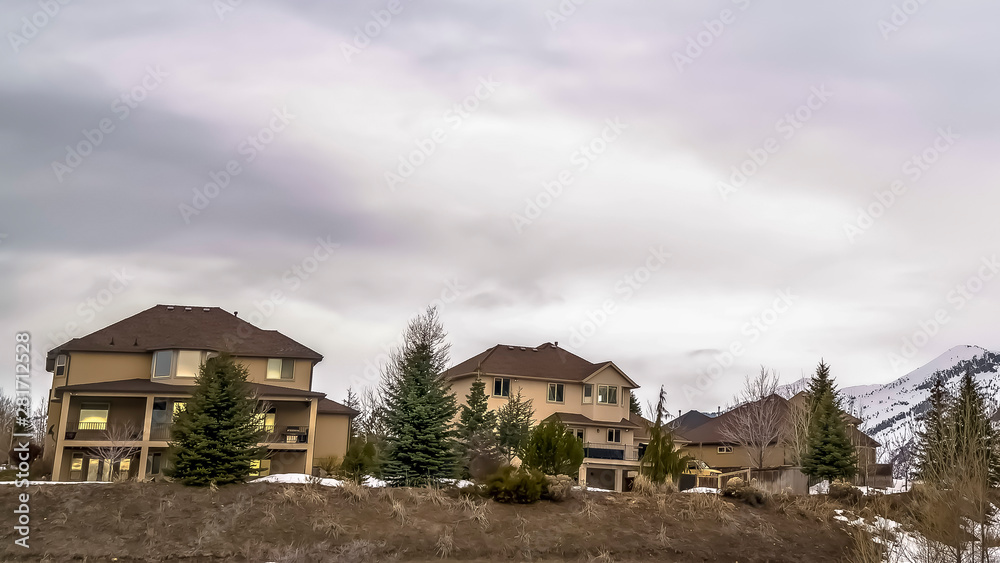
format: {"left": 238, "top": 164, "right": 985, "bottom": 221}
{"left": 2, "top": 1, "right": 998, "bottom": 416}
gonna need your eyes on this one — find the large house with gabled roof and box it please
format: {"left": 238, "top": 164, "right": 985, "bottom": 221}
{"left": 43, "top": 304, "right": 357, "bottom": 482}
{"left": 443, "top": 342, "right": 649, "bottom": 491}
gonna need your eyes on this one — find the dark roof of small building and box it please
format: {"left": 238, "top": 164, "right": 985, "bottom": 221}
{"left": 544, "top": 412, "right": 640, "bottom": 429}
{"left": 46, "top": 305, "right": 322, "bottom": 369}
{"left": 54, "top": 378, "right": 326, "bottom": 399}
{"left": 667, "top": 410, "right": 713, "bottom": 436}
{"left": 441, "top": 342, "right": 638, "bottom": 387}
{"left": 318, "top": 398, "right": 359, "bottom": 416}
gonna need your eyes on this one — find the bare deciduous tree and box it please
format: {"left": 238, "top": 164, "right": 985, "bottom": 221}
{"left": 782, "top": 392, "right": 812, "bottom": 467}
{"left": 87, "top": 421, "right": 142, "bottom": 481}
{"left": 720, "top": 367, "right": 785, "bottom": 469}
{"left": 0, "top": 391, "right": 16, "bottom": 465}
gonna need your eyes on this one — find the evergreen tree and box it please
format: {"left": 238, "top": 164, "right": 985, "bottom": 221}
{"left": 802, "top": 361, "right": 857, "bottom": 481}
{"left": 629, "top": 391, "right": 642, "bottom": 417}
{"left": 496, "top": 388, "right": 534, "bottom": 463}
{"left": 457, "top": 377, "right": 497, "bottom": 443}
{"left": 951, "top": 370, "right": 1000, "bottom": 487}
{"left": 341, "top": 434, "right": 381, "bottom": 483}
{"left": 168, "top": 354, "right": 265, "bottom": 486}
{"left": 915, "top": 376, "right": 951, "bottom": 484}
{"left": 523, "top": 420, "right": 584, "bottom": 476}
{"left": 640, "top": 386, "right": 691, "bottom": 483}
{"left": 381, "top": 307, "right": 459, "bottom": 486}
{"left": 345, "top": 387, "right": 360, "bottom": 438}
{"left": 456, "top": 377, "right": 500, "bottom": 477}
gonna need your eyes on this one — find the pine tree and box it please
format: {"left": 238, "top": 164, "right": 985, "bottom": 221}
{"left": 523, "top": 420, "right": 584, "bottom": 476}
{"left": 457, "top": 377, "right": 497, "bottom": 443}
{"left": 345, "top": 387, "right": 360, "bottom": 438}
{"left": 496, "top": 388, "right": 534, "bottom": 463}
{"left": 168, "top": 354, "right": 265, "bottom": 486}
{"left": 802, "top": 361, "right": 857, "bottom": 481}
{"left": 951, "top": 370, "right": 1000, "bottom": 487}
{"left": 629, "top": 391, "right": 642, "bottom": 417}
{"left": 456, "top": 377, "right": 500, "bottom": 477}
{"left": 915, "top": 376, "right": 951, "bottom": 484}
{"left": 640, "top": 386, "right": 691, "bottom": 483}
{"left": 381, "top": 307, "right": 459, "bottom": 486}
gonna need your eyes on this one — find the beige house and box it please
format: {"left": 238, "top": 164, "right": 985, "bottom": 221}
{"left": 444, "top": 342, "right": 647, "bottom": 492}
{"left": 670, "top": 392, "right": 879, "bottom": 473}
{"left": 43, "top": 305, "right": 356, "bottom": 482}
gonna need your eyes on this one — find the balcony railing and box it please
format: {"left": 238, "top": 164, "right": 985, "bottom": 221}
{"left": 64, "top": 422, "right": 142, "bottom": 441}
{"left": 262, "top": 425, "right": 309, "bottom": 444}
{"left": 583, "top": 442, "right": 641, "bottom": 462}
{"left": 149, "top": 423, "right": 172, "bottom": 441}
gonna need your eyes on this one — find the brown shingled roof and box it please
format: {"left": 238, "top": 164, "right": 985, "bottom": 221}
{"left": 54, "top": 378, "right": 327, "bottom": 399}
{"left": 544, "top": 412, "right": 640, "bottom": 429}
{"left": 46, "top": 305, "right": 322, "bottom": 369}
{"left": 318, "top": 398, "right": 360, "bottom": 416}
{"left": 441, "top": 342, "right": 638, "bottom": 386}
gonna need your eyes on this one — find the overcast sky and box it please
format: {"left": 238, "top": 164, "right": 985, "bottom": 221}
{"left": 2, "top": 1, "right": 999, "bottom": 416}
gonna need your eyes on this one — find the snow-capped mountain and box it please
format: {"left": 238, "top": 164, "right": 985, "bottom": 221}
{"left": 780, "top": 345, "right": 1000, "bottom": 460}
{"left": 841, "top": 345, "right": 1000, "bottom": 454}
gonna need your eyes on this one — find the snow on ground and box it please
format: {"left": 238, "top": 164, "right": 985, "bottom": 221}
{"left": 0, "top": 480, "right": 110, "bottom": 485}
{"left": 248, "top": 473, "right": 474, "bottom": 488}
{"left": 810, "top": 479, "right": 911, "bottom": 496}
{"left": 682, "top": 487, "right": 719, "bottom": 494}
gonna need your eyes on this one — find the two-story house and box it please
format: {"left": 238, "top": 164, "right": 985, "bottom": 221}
{"left": 43, "top": 305, "right": 357, "bottom": 482}
{"left": 443, "top": 342, "right": 647, "bottom": 492}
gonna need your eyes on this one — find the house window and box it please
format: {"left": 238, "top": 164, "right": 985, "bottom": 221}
{"left": 574, "top": 428, "right": 585, "bottom": 441}
{"left": 598, "top": 385, "right": 618, "bottom": 405}
{"left": 79, "top": 403, "right": 109, "bottom": 430}
{"left": 493, "top": 377, "right": 511, "bottom": 398}
{"left": 255, "top": 408, "right": 276, "bottom": 433}
{"left": 547, "top": 383, "right": 564, "bottom": 403}
{"left": 607, "top": 429, "right": 621, "bottom": 443}
{"left": 718, "top": 446, "right": 733, "bottom": 454}
{"left": 152, "top": 350, "right": 174, "bottom": 378}
{"left": 582, "top": 384, "right": 593, "bottom": 404}
{"left": 176, "top": 350, "right": 202, "bottom": 378}
{"left": 266, "top": 358, "right": 294, "bottom": 380}
{"left": 172, "top": 401, "right": 187, "bottom": 418}
{"left": 55, "top": 354, "right": 68, "bottom": 376}
{"left": 249, "top": 459, "right": 271, "bottom": 477}
{"left": 147, "top": 452, "right": 162, "bottom": 475}
{"left": 70, "top": 453, "right": 83, "bottom": 480}
{"left": 119, "top": 458, "right": 131, "bottom": 472}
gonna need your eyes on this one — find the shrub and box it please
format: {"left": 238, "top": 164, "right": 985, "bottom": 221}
{"left": 314, "top": 456, "right": 340, "bottom": 477}
{"left": 542, "top": 474, "right": 575, "bottom": 502}
{"left": 721, "top": 476, "right": 767, "bottom": 506}
{"left": 485, "top": 466, "right": 545, "bottom": 504}
{"left": 523, "top": 420, "right": 584, "bottom": 476}
{"left": 633, "top": 473, "right": 677, "bottom": 496}
{"left": 828, "top": 479, "right": 862, "bottom": 504}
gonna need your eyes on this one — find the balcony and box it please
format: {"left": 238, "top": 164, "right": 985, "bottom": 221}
{"left": 64, "top": 421, "right": 143, "bottom": 441}
{"left": 262, "top": 425, "right": 309, "bottom": 444}
{"left": 583, "top": 442, "right": 641, "bottom": 462}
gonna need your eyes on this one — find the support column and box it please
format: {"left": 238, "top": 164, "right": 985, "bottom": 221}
{"left": 614, "top": 468, "right": 623, "bottom": 492}
{"left": 578, "top": 464, "right": 588, "bottom": 488}
{"left": 304, "top": 398, "right": 318, "bottom": 473}
{"left": 137, "top": 396, "right": 154, "bottom": 481}
{"left": 51, "top": 393, "right": 72, "bottom": 481}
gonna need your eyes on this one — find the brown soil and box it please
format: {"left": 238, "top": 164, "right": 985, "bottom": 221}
{"left": 0, "top": 482, "right": 855, "bottom": 562}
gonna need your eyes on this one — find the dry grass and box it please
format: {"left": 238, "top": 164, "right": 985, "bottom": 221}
{"left": 632, "top": 474, "right": 677, "bottom": 497}
{"left": 341, "top": 480, "right": 370, "bottom": 504}
{"left": 587, "top": 548, "right": 615, "bottom": 562}
{"left": 1, "top": 481, "right": 858, "bottom": 563}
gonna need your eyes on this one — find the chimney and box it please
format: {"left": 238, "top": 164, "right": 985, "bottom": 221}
{"left": 554, "top": 341, "right": 558, "bottom": 348}
{"left": 234, "top": 311, "right": 238, "bottom": 317}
